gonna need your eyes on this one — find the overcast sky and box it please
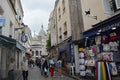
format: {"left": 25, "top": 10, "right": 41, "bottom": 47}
{"left": 21, "top": 0, "right": 56, "bottom": 36}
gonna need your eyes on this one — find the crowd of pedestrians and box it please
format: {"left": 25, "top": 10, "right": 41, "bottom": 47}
{"left": 7, "top": 54, "right": 63, "bottom": 80}
{"left": 34, "top": 56, "right": 63, "bottom": 80}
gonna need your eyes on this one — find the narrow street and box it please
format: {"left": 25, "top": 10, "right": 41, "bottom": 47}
{"left": 19, "top": 66, "right": 76, "bottom": 80}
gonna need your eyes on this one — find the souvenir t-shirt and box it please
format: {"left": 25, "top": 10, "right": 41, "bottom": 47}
{"left": 79, "top": 52, "right": 85, "bottom": 58}
{"left": 95, "top": 36, "right": 101, "bottom": 45}
{"left": 80, "top": 71, "right": 86, "bottom": 76}
{"left": 102, "top": 44, "right": 110, "bottom": 51}
{"left": 102, "top": 35, "right": 109, "bottom": 44}
{"left": 102, "top": 52, "right": 113, "bottom": 61}
{"left": 79, "top": 65, "right": 85, "bottom": 70}
{"left": 110, "top": 32, "right": 117, "bottom": 41}
{"left": 109, "top": 42, "right": 118, "bottom": 51}
{"left": 88, "top": 50, "right": 95, "bottom": 56}
{"left": 79, "top": 59, "right": 85, "bottom": 64}
{"left": 109, "top": 63, "right": 118, "bottom": 75}
{"left": 87, "top": 60, "right": 95, "bottom": 66}
{"left": 92, "top": 45, "right": 98, "bottom": 53}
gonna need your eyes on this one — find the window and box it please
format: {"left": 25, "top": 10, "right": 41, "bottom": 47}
{"left": 32, "top": 51, "right": 34, "bottom": 56}
{"left": 58, "top": 7, "right": 61, "bottom": 20}
{"left": 110, "top": 0, "right": 120, "bottom": 12}
{"left": 64, "top": 22, "right": 67, "bottom": 31}
{"left": 102, "top": 0, "right": 112, "bottom": 14}
{"left": 59, "top": 27, "right": 62, "bottom": 37}
{"left": 115, "top": 0, "right": 120, "bottom": 9}
{"left": 36, "top": 51, "right": 38, "bottom": 56}
{"left": 40, "top": 51, "right": 42, "bottom": 56}
{"left": 62, "top": 0, "right": 65, "bottom": 13}
{"left": 59, "top": 27, "right": 62, "bottom": 42}
{"left": 63, "top": 22, "right": 67, "bottom": 39}
{"left": 9, "top": 21, "right": 13, "bottom": 38}
{"left": 0, "top": 6, "right": 4, "bottom": 15}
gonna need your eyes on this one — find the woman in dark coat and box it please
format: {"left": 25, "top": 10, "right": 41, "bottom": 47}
{"left": 43, "top": 59, "right": 48, "bottom": 77}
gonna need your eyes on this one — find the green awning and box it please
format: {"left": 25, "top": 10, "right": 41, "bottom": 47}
{"left": 16, "top": 42, "right": 27, "bottom": 52}
{"left": 0, "top": 35, "right": 27, "bottom": 52}
{"left": 0, "top": 35, "right": 16, "bottom": 44}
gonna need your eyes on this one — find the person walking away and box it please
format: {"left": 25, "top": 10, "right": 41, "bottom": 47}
{"left": 49, "top": 56, "right": 55, "bottom": 80}
{"left": 21, "top": 57, "right": 28, "bottom": 80}
{"left": 8, "top": 58, "right": 15, "bottom": 80}
{"left": 57, "top": 58, "right": 63, "bottom": 77}
{"left": 40, "top": 57, "right": 45, "bottom": 75}
{"left": 43, "top": 59, "right": 48, "bottom": 77}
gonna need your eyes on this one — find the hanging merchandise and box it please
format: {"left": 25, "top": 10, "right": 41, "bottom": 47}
{"left": 79, "top": 59, "right": 85, "bottom": 64}
{"left": 79, "top": 65, "right": 85, "bottom": 70}
{"left": 79, "top": 52, "right": 85, "bottom": 58}
{"left": 96, "top": 61, "right": 111, "bottom": 80}
{"left": 109, "top": 41, "right": 118, "bottom": 51}
{"left": 95, "top": 36, "right": 101, "bottom": 45}
{"left": 102, "top": 35, "right": 109, "bottom": 44}
{"left": 102, "top": 52, "right": 113, "bottom": 62}
{"left": 79, "top": 48, "right": 83, "bottom": 52}
{"left": 96, "top": 54, "right": 102, "bottom": 60}
{"left": 102, "top": 44, "right": 110, "bottom": 52}
{"left": 109, "top": 62, "right": 118, "bottom": 75}
{"left": 80, "top": 71, "right": 86, "bottom": 76}
{"left": 85, "top": 59, "right": 95, "bottom": 66}
{"left": 109, "top": 32, "right": 117, "bottom": 41}
{"left": 92, "top": 45, "right": 98, "bottom": 54}
{"left": 88, "top": 49, "right": 95, "bottom": 57}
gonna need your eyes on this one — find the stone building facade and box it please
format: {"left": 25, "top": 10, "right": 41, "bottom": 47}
{"left": 31, "top": 25, "right": 47, "bottom": 61}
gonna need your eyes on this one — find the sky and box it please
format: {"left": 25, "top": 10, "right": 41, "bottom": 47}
{"left": 21, "top": 0, "right": 56, "bottom": 36}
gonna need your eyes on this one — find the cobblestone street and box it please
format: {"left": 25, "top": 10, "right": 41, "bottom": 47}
{"left": 19, "top": 66, "right": 76, "bottom": 80}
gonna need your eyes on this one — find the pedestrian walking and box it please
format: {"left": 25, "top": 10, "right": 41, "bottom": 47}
{"left": 43, "top": 59, "right": 48, "bottom": 77}
{"left": 40, "top": 57, "right": 45, "bottom": 75}
{"left": 8, "top": 58, "right": 15, "bottom": 80}
{"left": 21, "top": 56, "right": 28, "bottom": 80}
{"left": 56, "top": 58, "right": 63, "bottom": 77}
{"left": 49, "top": 56, "right": 56, "bottom": 80}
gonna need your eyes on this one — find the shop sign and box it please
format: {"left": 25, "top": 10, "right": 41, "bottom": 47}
{"left": 101, "top": 22, "right": 120, "bottom": 32}
{"left": 21, "top": 33, "right": 28, "bottom": 43}
{"left": 0, "top": 17, "right": 6, "bottom": 27}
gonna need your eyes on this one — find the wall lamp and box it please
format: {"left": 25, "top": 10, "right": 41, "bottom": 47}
{"left": 85, "top": 8, "right": 98, "bottom": 20}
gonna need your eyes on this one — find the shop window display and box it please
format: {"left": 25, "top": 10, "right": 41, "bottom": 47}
{"left": 83, "top": 29, "right": 120, "bottom": 79}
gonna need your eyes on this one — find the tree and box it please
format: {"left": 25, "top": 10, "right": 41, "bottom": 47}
{"left": 46, "top": 34, "right": 51, "bottom": 50}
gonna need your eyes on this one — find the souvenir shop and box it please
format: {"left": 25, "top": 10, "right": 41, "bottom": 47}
{"left": 58, "top": 37, "right": 73, "bottom": 73}
{"left": 79, "top": 13, "right": 120, "bottom": 80}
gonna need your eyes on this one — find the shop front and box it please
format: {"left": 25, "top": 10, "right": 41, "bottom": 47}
{"left": 0, "top": 35, "right": 16, "bottom": 80}
{"left": 82, "top": 13, "right": 120, "bottom": 80}
{"left": 58, "top": 37, "right": 73, "bottom": 73}
{"left": 0, "top": 35, "right": 27, "bottom": 80}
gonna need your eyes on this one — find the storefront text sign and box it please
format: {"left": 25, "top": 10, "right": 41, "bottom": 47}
{"left": 101, "top": 22, "right": 120, "bottom": 32}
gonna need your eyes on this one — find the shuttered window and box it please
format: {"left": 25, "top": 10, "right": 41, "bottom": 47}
{"left": 115, "top": 0, "right": 120, "bottom": 9}
{"left": 102, "top": 0, "right": 112, "bottom": 14}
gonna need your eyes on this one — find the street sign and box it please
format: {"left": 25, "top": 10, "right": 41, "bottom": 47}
{"left": 21, "top": 33, "right": 28, "bottom": 43}
{"left": 0, "top": 17, "right": 6, "bottom": 27}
